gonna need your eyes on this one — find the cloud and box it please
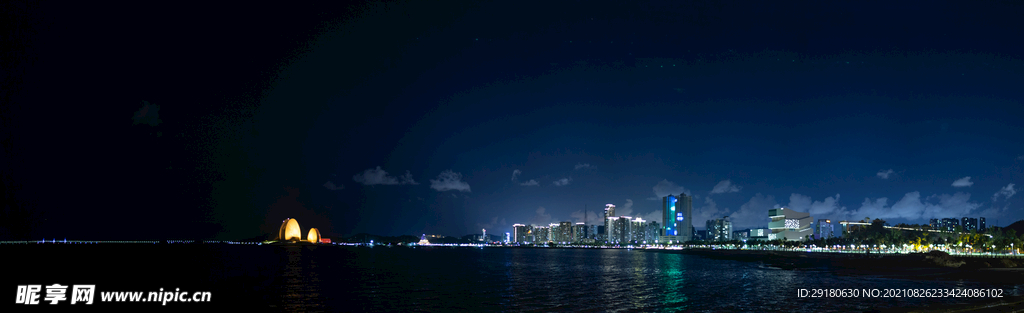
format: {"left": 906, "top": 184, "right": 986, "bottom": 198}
{"left": 1017, "top": 155, "right": 1024, "bottom": 160}
{"left": 728, "top": 193, "right": 779, "bottom": 229}
{"left": 553, "top": 178, "right": 572, "bottom": 186}
{"left": 993, "top": 183, "right": 1017, "bottom": 202}
{"left": 400, "top": 171, "right": 419, "bottom": 185}
{"left": 531, "top": 206, "right": 552, "bottom": 225}
{"left": 323, "top": 181, "right": 344, "bottom": 190}
{"left": 353, "top": 166, "right": 400, "bottom": 185}
{"left": 651, "top": 179, "right": 692, "bottom": 200}
{"left": 787, "top": 193, "right": 848, "bottom": 218}
{"left": 951, "top": 176, "right": 974, "bottom": 187}
{"left": 710, "top": 180, "right": 741, "bottom": 194}
{"left": 849, "top": 192, "right": 981, "bottom": 221}
{"left": 876, "top": 169, "right": 895, "bottom": 179}
{"left": 430, "top": 170, "right": 471, "bottom": 192}
{"left": 692, "top": 197, "right": 728, "bottom": 228}
{"left": 511, "top": 169, "right": 521, "bottom": 181}
{"left": 574, "top": 163, "right": 591, "bottom": 170}
{"left": 519, "top": 179, "right": 539, "bottom": 186}
{"left": 477, "top": 216, "right": 506, "bottom": 231}
{"left": 617, "top": 199, "right": 635, "bottom": 217}
{"left": 570, "top": 209, "right": 601, "bottom": 224}
{"left": 131, "top": 101, "right": 162, "bottom": 126}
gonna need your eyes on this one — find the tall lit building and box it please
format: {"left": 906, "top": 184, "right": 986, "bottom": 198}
{"left": 980, "top": 217, "right": 986, "bottom": 231}
{"left": 573, "top": 223, "right": 587, "bottom": 242}
{"left": 534, "top": 226, "right": 550, "bottom": 243}
{"left": 660, "top": 193, "right": 692, "bottom": 243}
{"left": 815, "top": 219, "right": 834, "bottom": 239}
{"left": 768, "top": 207, "right": 812, "bottom": 241}
{"left": 706, "top": 216, "right": 732, "bottom": 241}
{"left": 559, "top": 221, "right": 573, "bottom": 243}
{"left": 504, "top": 232, "right": 511, "bottom": 244}
{"left": 604, "top": 204, "right": 616, "bottom": 241}
{"left": 961, "top": 217, "right": 979, "bottom": 232}
{"left": 645, "top": 221, "right": 660, "bottom": 244}
{"left": 606, "top": 216, "right": 622, "bottom": 243}
{"left": 630, "top": 217, "right": 647, "bottom": 243}
{"left": 513, "top": 224, "right": 527, "bottom": 243}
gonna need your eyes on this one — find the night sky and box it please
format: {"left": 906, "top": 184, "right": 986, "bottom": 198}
{"left": 2, "top": 1, "right": 1023, "bottom": 240}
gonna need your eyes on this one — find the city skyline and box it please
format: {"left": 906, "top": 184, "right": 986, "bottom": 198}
{"left": 2, "top": 1, "right": 1023, "bottom": 241}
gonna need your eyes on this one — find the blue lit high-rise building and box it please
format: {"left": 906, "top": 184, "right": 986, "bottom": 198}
{"left": 661, "top": 193, "right": 693, "bottom": 243}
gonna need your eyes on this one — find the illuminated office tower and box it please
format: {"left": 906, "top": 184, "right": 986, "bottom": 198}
{"left": 533, "top": 226, "right": 549, "bottom": 243}
{"left": 604, "top": 204, "right": 616, "bottom": 241}
{"left": 606, "top": 216, "right": 621, "bottom": 243}
{"left": 706, "top": 216, "right": 732, "bottom": 241}
{"left": 573, "top": 223, "right": 586, "bottom": 242}
{"left": 559, "top": 221, "right": 573, "bottom": 243}
{"left": 513, "top": 224, "right": 527, "bottom": 243}
{"left": 630, "top": 217, "right": 646, "bottom": 243}
{"left": 815, "top": 219, "right": 834, "bottom": 239}
{"left": 661, "top": 193, "right": 692, "bottom": 243}
{"left": 550, "top": 223, "right": 561, "bottom": 242}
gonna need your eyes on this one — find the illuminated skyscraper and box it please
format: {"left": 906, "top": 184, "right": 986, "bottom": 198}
{"left": 706, "top": 216, "right": 732, "bottom": 241}
{"left": 660, "top": 193, "right": 692, "bottom": 243}
{"left": 513, "top": 224, "right": 527, "bottom": 243}
{"left": 604, "top": 204, "right": 616, "bottom": 241}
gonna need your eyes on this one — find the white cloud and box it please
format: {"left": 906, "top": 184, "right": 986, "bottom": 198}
{"left": 849, "top": 192, "right": 981, "bottom": 221}
{"left": 692, "top": 197, "right": 727, "bottom": 228}
{"left": 993, "top": 183, "right": 1017, "bottom": 202}
{"left": 728, "top": 193, "right": 779, "bottom": 229}
{"left": 570, "top": 209, "right": 601, "bottom": 224}
{"left": 574, "top": 163, "right": 591, "bottom": 170}
{"left": 323, "top": 181, "right": 344, "bottom": 190}
{"left": 352, "top": 166, "right": 399, "bottom": 185}
{"left": 477, "top": 216, "right": 506, "bottom": 231}
{"left": 652, "top": 179, "right": 692, "bottom": 200}
{"left": 531, "top": 206, "right": 552, "bottom": 225}
{"left": 787, "top": 193, "right": 847, "bottom": 218}
{"left": 951, "top": 176, "right": 974, "bottom": 187}
{"left": 710, "top": 180, "right": 741, "bottom": 194}
{"left": 553, "top": 178, "right": 572, "bottom": 186}
{"left": 429, "top": 170, "right": 471, "bottom": 192}
{"left": 511, "top": 169, "right": 521, "bottom": 182}
{"left": 876, "top": 169, "right": 895, "bottom": 179}
{"left": 616, "top": 199, "right": 634, "bottom": 217}
{"left": 519, "top": 179, "right": 539, "bottom": 186}
{"left": 400, "top": 171, "right": 419, "bottom": 185}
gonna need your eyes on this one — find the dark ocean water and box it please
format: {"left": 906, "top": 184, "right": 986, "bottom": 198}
{"left": 5, "top": 245, "right": 1023, "bottom": 312}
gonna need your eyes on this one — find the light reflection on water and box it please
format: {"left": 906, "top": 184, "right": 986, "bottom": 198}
{"left": 266, "top": 247, "right": 1020, "bottom": 312}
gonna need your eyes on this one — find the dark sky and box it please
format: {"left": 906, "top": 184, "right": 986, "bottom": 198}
{"left": 2, "top": 1, "right": 1023, "bottom": 240}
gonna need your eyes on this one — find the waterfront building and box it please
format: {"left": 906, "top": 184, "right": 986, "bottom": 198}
{"left": 961, "top": 217, "right": 979, "bottom": 232}
{"left": 504, "top": 232, "right": 511, "bottom": 244}
{"left": 750, "top": 228, "right": 770, "bottom": 241}
{"left": 513, "top": 224, "right": 528, "bottom": 243}
{"left": 706, "top": 216, "right": 732, "bottom": 241}
{"left": 660, "top": 193, "right": 693, "bottom": 243}
{"left": 607, "top": 216, "right": 623, "bottom": 243}
{"left": 768, "top": 207, "right": 812, "bottom": 241}
{"left": 645, "top": 221, "right": 661, "bottom": 244}
{"left": 573, "top": 223, "right": 587, "bottom": 242}
{"left": 630, "top": 217, "right": 646, "bottom": 243}
{"left": 815, "top": 219, "right": 834, "bottom": 239}
{"left": 560, "top": 221, "right": 574, "bottom": 243}
{"left": 732, "top": 229, "right": 748, "bottom": 240}
{"left": 604, "top": 204, "right": 616, "bottom": 240}
{"left": 939, "top": 218, "right": 960, "bottom": 232}
{"left": 534, "top": 226, "right": 550, "bottom": 243}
